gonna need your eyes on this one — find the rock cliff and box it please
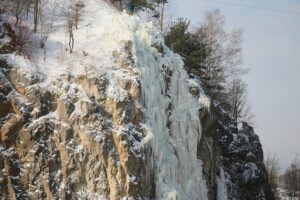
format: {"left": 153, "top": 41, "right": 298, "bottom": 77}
{"left": 0, "top": 1, "right": 272, "bottom": 199}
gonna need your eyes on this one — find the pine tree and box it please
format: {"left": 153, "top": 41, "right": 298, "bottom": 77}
{"left": 164, "top": 19, "right": 211, "bottom": 74}
{"left": 165, "top": 11, "right": 252, "bottom": 126}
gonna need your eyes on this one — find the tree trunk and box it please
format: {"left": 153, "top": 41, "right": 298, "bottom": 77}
{"left": 33, "top": 0, "right": 40, "bottom": 33}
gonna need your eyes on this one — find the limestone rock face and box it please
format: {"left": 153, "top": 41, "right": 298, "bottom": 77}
{"left": 0, "top": 13, "right": 210, "bottom": 198}
{"left": 0, "top": 13, "right": 272, "bottom": 199}
{"left": 0, "top": 42, "right": 148, "bottom": 199}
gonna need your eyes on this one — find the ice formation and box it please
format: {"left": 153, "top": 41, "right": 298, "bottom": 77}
{"left": 0, "top": 0, "right": 209, "bottom": 199}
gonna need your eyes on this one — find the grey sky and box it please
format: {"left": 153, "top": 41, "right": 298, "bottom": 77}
{"left": 171, "top": 0, "right": 300, "bottom": 169}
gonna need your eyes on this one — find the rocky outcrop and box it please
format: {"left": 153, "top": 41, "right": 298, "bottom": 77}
{"left": 219, "top": 121, "right": 272, "bottom": 200}
{"left": 188, "top": 78, "right": 272, "bottom": 200}
{"left": 197, "top": 101, "right": 273, "bottom": 200}
{"left": 0, "top": 17, "right": 272, "bottom": 200}
{"left": 0, "top": 38, "right": 150, "bottom": 199}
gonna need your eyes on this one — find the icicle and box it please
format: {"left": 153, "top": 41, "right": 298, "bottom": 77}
{"left": 130, "top": 16, "right": 208, "bottom": 199}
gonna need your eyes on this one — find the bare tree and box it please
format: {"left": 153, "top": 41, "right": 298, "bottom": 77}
{"left": 284, "top": 159, "right": 300, "bottom": 199}
{"left": 33, "top": 0, "right": 49, "bottom": 32}
{"left": 71, "top": 0, "right": 84, "bottom": 29}
{"left": 146, "top": 0, "right": 170, "bottom": 33}
{"left": 227, "top": 78, "right": 254, "bottom": 126}
{"left": 14, "top": 0, "right": 25, "bottom": 26}
{"left": 39, "top": 0, "right": 57, "bottom": 48}
{"left": 33, "top": 0, "right": 41, "bottom": 32}
{"left": 25, "top": 0, "right": 32, "bottom": 19}
{"left": 198, "top": 9, "right": 246, "bottom": 79}
{"left": 191, "top": 9, "right": 248, "bottom": 107}
{"left": 14, "top": 23, "right": 33, "bottom": 56}
{"left": 39, "top": 22, "right": 50, "bottom": 49}
{"left": 63, "top": 0, "right": 84, "bottom": 54}
{"left": 0, "top": 0, "right": 8, "bottom": 20}
{"left": 265, "top": 153, "right": 281, "bottom": 199}
{"left": 154, "top": 0, "right": 168, "bottom": 32}
{"left": 189, "top": 9, "right": 255, "bottom": 127}
{"left": 4, "top": 0, "right": 27, "bottom": 26}
{"left": 67, "top": 12, "right": 75, "bottom": 54}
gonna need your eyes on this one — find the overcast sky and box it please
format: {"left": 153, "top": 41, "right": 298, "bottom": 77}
{"left": 171, "top": 0, "right": 300, "bottom": 169}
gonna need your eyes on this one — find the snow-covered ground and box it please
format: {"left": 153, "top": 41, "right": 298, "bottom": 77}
{"left": 3, "top": 0, "right": 137, "bottom": 85}
{"left": 278, "top": 187, "right": 300, "bottom": 200}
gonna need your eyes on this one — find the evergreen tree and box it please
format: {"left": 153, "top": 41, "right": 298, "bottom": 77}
{"left": 165, "top": 10, "right": 252, "bottom": 126}
{"left": 164, "top": 19, "right": 211, "bottom": 76}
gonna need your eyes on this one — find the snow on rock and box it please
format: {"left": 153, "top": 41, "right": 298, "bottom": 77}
{"left": 132, "top": 20, "right": 208, "bottom": 199}
{"left": 217, "top": 168, "right": 228, "bottom": 200}
{"left": 219, "top": 122, "right": 271, "bottom": 200}
{"left": 0, "top": 0, "right": 209, "bottom": 199}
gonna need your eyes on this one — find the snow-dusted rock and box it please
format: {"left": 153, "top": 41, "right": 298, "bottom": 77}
{"left": 0, "top": 3, "right": 209, "bottom": 197}
{"left": 0, "top": 56, "right": 147, "bottom": 199}
{"left": 0, "top": 1, "right": 271, "bottom": 199}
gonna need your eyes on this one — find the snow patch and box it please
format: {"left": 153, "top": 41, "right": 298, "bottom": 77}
{"left": 217, "top": 168, "right": 228, "bottom": 200}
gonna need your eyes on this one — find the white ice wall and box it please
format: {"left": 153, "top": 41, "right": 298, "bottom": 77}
{"left": 130, "top": 19, "right": 208, "bottom": 199}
